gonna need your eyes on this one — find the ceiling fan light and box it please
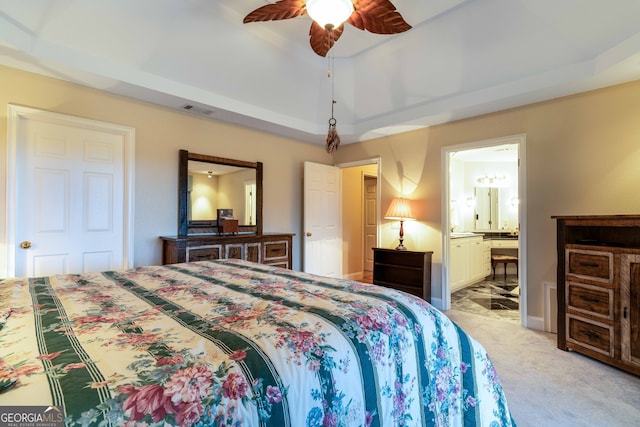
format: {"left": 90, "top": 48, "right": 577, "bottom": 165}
{"left": 306, "top": 0, "right": 354, "bottom": 29}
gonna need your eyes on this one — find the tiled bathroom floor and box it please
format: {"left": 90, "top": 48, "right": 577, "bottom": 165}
{"left": 362, "top": 271, "right": 520, "bottom": 323}
{"left": 451, "top": 276, "right": 520, "bottom": 323}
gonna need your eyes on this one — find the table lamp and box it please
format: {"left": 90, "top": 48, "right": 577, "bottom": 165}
{"left": 384, "top": 198, "right": 415, "bottom": 250}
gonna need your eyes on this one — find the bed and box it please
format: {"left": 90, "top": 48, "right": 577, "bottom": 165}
{"left": 0, "top": 259, "right": 516, "bottom": 426}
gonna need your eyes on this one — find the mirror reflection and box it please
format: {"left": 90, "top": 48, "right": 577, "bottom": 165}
{"left": 474, "top": 187, "right": 501, "bottom": 230}
{"left": 473, "top": 187, "right": 519, "bottom": 231}
{"left": 188, "top": 160, "right": 257, "bottom": 225}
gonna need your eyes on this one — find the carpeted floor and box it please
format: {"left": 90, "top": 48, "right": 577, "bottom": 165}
{"left": 444, "top": 309, "right": 640, "bottom": 427}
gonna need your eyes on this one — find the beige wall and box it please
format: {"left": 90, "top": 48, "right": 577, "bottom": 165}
{"left": 0, "top": 66, "right": 331, "bottom": 271}
{"left": 4, "top": 65, "right": 640, "bottom": 322}
{"left": 334, "top": 80, "right": 640, "bottom": 321}
{"left": 341, "top": 164, "right": 378, "bottom": 278}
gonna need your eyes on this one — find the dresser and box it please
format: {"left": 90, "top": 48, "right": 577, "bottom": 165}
{"left": 553, "top": 215, "right": 640, "bottom": 376}
{"left": 372, "top": 248, "right": 433, "bottom": 301}
{"left": 160, "top": 233, "right": 294, "bottom": 269}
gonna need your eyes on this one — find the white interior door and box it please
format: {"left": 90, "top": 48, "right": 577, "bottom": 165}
{"left": 303, "top": 161, "right": 341, "bottom": 277}
{"left": 6, "top": 106, "right": 134, "bottom": 277}
{"left": 363, "top": 175, "right": 377, "bottom": 272}
{"left": 245, "top": 181, "right": 256, "bottom": 225}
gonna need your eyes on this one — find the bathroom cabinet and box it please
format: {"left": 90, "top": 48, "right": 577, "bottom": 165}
{"left": 450, "top": 235, "right": 485, "bottom": 292}
{"left": 483, "top": 240, "right": 492, "bottom": 277}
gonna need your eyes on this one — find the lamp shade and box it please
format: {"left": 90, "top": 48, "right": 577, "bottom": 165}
{"left": 384, "top": 198, "right": 415, "bottom": 220}
{"left": 306, "top": 0, "right": 354, "bottom": 29}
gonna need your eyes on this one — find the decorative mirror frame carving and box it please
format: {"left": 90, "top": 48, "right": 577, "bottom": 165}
{"left": 178, "top": 149, "right": 263, "bottom": 237}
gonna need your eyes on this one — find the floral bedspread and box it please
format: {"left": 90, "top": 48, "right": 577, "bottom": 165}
{"left": 0, "top": 259, "right": 516, "bottom": 426}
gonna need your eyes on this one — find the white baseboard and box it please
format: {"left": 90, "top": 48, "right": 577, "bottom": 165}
{"left": 343, "top": 272, "right": 363, "bottom": 281}
{"left": 527, "top": 316, "right": 545, "bottom": 331}
{"left": 544, "top": 281, "right": 558, "bottom": 333}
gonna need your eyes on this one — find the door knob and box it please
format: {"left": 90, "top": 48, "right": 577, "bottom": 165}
{"left": 20, "top": 241, "right": 32, "bottom": 249}
{"left": 306, "top": 232, "right": 312, "bottom": 237}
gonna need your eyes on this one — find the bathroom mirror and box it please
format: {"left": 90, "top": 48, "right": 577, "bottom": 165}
{"left": 474, "top": 187, "right": 499, "bottom": 230}
{"left": 178, "top": 150, "right": 263, "bottom": 236}
{"left": 473, "top": 186, "right": 519, "bottom": 231}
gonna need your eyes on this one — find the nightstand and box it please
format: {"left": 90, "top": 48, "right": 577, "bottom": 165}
{"left": 372, "top": 248, "right": 433, "bottom": 301}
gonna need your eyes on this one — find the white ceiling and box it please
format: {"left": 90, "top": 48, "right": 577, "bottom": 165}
{"left": 2, "top": 0, "right": 640, "bottom": 146}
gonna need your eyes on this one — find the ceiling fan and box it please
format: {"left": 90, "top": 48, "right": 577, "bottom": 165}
{"left": 243, "top": 0, "right": 412, "bottom": 57}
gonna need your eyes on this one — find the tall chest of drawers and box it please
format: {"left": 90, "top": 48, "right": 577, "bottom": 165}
{"left": 554, "top": 215, "right": 640, "bottom": 375}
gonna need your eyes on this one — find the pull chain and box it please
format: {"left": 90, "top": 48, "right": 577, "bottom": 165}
{"left": 325, "top": 28, "right": 340, "bottom": 154}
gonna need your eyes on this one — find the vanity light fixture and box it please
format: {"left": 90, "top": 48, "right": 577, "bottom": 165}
{"left": 465, "top": 196, "right": 476, "bottom": 208}
{"left": 476, "top": 174, "right": 508, "bottom": 187}
{"left": 207, "top": 171, "right": 213, "bottom": 178}
{"left": 384, "top": 198, "right": 415, "bottom": 251}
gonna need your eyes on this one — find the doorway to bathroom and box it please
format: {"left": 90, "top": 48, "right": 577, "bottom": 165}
{"left": 441, "top": 134, "right": 527, "bottom": 326}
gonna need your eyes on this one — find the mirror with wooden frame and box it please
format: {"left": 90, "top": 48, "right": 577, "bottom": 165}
{"left": 178, "top": 150, "right": 263, "bottom": 236}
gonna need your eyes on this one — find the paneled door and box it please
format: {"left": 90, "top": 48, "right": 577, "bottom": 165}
{"left": 303, "top": 161, "right": 341, "bottom": 277}
{"left": 6, "top": 106, "right": 134, "bottom": 277}
{"left": 363, "top": 175, "right": 377, "bottom": 272}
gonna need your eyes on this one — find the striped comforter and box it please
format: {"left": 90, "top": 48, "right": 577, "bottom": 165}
{"left": 0, "top": 259, "right": 516, "bottom": 426}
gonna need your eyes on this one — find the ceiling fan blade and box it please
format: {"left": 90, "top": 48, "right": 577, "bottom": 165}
{"left": 309, "top": 22, "right": 344, "bottom": 57}
{"left": 243, "top": 0, "right": 307, "bottom": 23}
{"left": 349, "top": 0, "right": 412, "bottom": 34}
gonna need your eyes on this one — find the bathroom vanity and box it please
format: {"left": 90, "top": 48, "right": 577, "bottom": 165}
{"left": 450, "top": 232, "right": 518, "bottom": 292}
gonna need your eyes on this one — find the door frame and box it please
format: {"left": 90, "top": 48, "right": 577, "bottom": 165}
{"left": 335, "top": 158, "right": 381, "bottom": 278}
{"left": 441, "top": 134, "right": 527, "bottom": 326}
{"left": 3, "top": 105, "right": 136, "bottom": 278}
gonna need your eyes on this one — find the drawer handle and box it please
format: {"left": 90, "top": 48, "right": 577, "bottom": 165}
{"left": 584, "top": 330, "right": 600, "bottom": 341}
{"left": 624, "top": 306, "right": 628, "bottom": 319}
{"left": 580, "top": 296, "right": 600, "bottom": 304}
{"left": 578, "top": 262, "right": 600, "bottom": 268}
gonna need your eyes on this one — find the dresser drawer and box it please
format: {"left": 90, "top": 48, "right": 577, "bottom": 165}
{"left": 566, "top": 282, "right": 613, "bottom": 320}
{"left": 187, "top": 245, "right": 222, "bottom": 262}
{"left": 226, "top": 244, "right": 244, "bottom": 260}
{"left": 374, "top": 250, "right": 427, "bottom": 268}
{"left": 566, "top": 249, "right": 613, "bottom": 282}
{"left": 264, "top": 240, "right": 288, "bottom": 257}
{"left": 567, "top": 315, "right": 614, "bottom": 357}
{"left": 246, "top": 243, "right": 261, "bottom": 263}
{"left": 374, "top": 265, "right": 424, "bottom": 289}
